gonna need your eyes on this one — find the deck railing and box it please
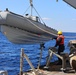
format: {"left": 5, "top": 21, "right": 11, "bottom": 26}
{"left": 20, "top": 48, "right": 40, "bottom": 75}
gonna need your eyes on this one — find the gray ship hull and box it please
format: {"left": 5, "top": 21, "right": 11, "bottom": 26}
{"left": 63, "top": 0, "right": 76, "bottom": 9}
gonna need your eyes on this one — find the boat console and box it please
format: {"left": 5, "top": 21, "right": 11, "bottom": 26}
{"left": 25, "top": 14, "right": 40, "bottom": 22}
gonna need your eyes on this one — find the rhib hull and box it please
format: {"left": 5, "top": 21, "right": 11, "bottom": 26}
{"left": 1, "top": 25, "right": 51, "bottom": 44}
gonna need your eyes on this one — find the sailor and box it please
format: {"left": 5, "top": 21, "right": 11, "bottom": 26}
{"left": 54, "top": 31, "right": 65, "bottom": 65}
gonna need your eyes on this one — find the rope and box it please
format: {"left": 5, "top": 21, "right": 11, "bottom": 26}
{"left": 25, "top": 17, "right": 57, "bottom": 37}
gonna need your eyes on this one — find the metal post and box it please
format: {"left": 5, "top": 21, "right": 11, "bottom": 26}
{"left": 30, "top": 0, "right": 33, "bottom": 16}
{"left": 20, "top": 48, "right": 24, "bottom": 75}
{"left": 37, "top": 47, "right": 43, "bottom": 69}
{"left": 46, "top": 50, "right": 53, "bottom": 67}
{"left": 23, "top": 54, "right": 38, "bottom": 75}
{"left": 61, "top": 56, "right": 67, "bottom": 71}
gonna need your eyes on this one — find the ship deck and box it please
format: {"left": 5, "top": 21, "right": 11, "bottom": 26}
{"left": 23, "top": 61, "right": 76, "bottom": 75}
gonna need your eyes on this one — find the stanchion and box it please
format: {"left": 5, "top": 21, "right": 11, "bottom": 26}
{"left": 37, "top": 43, "right": 45, "bottom": 69}
{"left": 20, "top": 48, "right": 39, "bottom": 75}
{"left": 20, "top": 48, "right": 24, "bottom": 75}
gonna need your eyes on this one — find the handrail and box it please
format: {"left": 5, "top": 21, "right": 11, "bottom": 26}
{"left": 20, "top": 48, "right": 39, "bottom": 75}
{"left": 46, "top": 47, "right": 69, "bottom": 70}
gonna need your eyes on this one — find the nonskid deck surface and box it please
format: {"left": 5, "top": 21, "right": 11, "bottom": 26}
{"left": 24, "top": 71, "right": 76, "bottom": 75}
{"left": 23, "top": 61, "right": 76, "bottom": 75}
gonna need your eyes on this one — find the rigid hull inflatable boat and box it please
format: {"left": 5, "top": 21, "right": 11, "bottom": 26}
{"left": 0, "top": 10, "right": 57, "bottom": 44}
{"left": 0, "top": 0, "right": 57, "bottom": 44}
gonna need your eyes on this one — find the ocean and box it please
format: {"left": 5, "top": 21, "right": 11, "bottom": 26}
{"left": 0, "top": 32, "right": 76, "bottom": 75}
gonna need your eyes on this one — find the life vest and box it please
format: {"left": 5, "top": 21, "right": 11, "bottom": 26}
{"left": 57, "top": 35, "right": 64, "bottom": 45}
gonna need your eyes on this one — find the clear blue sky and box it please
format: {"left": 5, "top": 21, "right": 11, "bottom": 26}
{"left": 0, "top": 0, "right": 76, "bottom": 32}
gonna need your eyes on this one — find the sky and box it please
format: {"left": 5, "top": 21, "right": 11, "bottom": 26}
{"left": 0, "top": 0, "right": 76, "bottom": 32}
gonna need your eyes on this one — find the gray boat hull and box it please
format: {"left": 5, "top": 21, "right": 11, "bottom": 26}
{"left": 0, "top": 10, "right": 57, "bottom": 44}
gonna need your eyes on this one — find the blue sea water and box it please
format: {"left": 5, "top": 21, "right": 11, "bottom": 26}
{"left": 0, "top": 32, "right": 76, "bottom": 75}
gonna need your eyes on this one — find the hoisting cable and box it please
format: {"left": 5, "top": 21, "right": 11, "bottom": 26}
{"left": 22, "top": 5, "right": 30, "bottom": 15}
{"left": 30, "top": 0, "right": 46, "bottom": 25}
{"left": 33, "top": 6, "right": 46, "bottom": 25}
{"left": 22, "top": 0, "right": 58, "bottom": 37}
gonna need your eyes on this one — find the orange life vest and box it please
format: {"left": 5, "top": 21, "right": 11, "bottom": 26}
{"left": 57, "top": 35, "right": 64, "bottom": 45}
